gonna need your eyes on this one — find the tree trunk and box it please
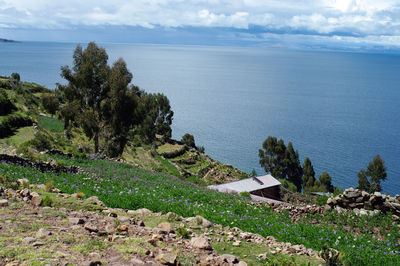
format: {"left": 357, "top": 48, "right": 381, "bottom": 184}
{"left": 94, "top": 132, "right": 99, "bottom": 153}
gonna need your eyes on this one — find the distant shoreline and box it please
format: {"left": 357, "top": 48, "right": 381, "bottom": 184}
{"left": 0, "top": 38, "right": 17, "bottom": 43}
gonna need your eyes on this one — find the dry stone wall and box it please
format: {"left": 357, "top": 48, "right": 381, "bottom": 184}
{"left": 327, "top": 187, "right": 400, "bottom": 217}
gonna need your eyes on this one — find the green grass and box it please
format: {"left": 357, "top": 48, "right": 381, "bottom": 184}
{"left": 37, "top": 115, "right": 64, "bottom": 133}
{"left": 155, "top": 155, "right": 181, "bottom": 177}
{"left": 1, "top": 156, "right": 400, "bottom": 265}
{"left": 156, "top": 143, "right": 185, "bottom": 154}
{"left": 0, "top": 126, "right": 34, "bottom": 146}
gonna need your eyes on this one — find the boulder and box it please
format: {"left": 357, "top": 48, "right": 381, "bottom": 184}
{"left": 155, "top": 252, "right": 177, "bottom": 265}
{"left": 190, "top": 236, "right": 212, "bottom": 250}
{"left": 158, "top": 222, "right": 174, "bottom": 233}
{"left": 31, "top": 192, "right": 42, "bottom": 207}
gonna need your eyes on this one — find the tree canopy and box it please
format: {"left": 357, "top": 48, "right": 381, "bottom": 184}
{"left": 358, "top": 154, "right": 387, "bottom": 193}
{"left": 58, "top": 42, "right": 174, "bottom": 156}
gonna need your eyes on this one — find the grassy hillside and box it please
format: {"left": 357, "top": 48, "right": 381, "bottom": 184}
{"left": 1, "top": 155, "right": 400, "bottom": 265}
{"left": 0, "top": 76, "right": 249, "bottom": 185}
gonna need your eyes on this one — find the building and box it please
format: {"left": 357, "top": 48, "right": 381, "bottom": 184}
{"left": 208, "top": 174, "right": 281, "bottom": 201}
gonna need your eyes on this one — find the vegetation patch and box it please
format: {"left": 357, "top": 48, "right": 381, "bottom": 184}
{"left": 37, "top": 115, "right": 64, "bottom": 133}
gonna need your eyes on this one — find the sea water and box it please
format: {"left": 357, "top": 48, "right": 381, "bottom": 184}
{"left": 1, "top": 42, "right": 399, "bottom": 194}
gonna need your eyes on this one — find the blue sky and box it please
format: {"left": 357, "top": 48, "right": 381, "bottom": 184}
{"left": 1, "top": 0, "right": 400, "bottom": 50}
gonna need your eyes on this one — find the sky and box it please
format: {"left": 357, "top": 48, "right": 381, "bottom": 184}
{"left": 1, "top": 0, "right": 400, "bottom": 50}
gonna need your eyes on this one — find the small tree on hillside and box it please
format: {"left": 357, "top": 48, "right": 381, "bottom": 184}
{"left": 318, "top": 171, "right": 334, "bottom": 193}
{"left": 357, "top": 154, "right": 387, "bottom": 193}
{"left": 181, "top": 133, "right": 195, "bottom": 148}
{"left": 302, "top": 157, "right": 316, "bottom": 192}
{"left": 11, "top": 73, "right": 20, "bottom": 82}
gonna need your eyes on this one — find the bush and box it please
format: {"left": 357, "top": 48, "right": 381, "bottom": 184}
{"left": 42, "top": 95, "right": 60, "bottom": 115}
{"left": 42, "top": 195, "right": 53, "bottom": 207}
{"left": 76, "top": 191, "right": 85, "bottom": 199}
{"left": 11, "top": 73, "right": 20, "bottom": 82}
{"left": 45, "top": 180, "right": 54, "bottom": 192}
{"left": 176, "top": 226, "right": 190, "bottom": 239}
{"left": 0, "top": 89, "right": 16, "bottom": 115}
{"left": 316, "top": 195, "right": 329, "bottom": 206}
{"left": 279, "top": 179, "right": 298, "bottom": 193}
{"left": 181, "top": 133, "right": 196, "bottom": 148}
{"left": 29, "top": 132, "right": 52, "bottom": 151}
{"left": 197, "top": 146, "right": 205, "bottom": 153}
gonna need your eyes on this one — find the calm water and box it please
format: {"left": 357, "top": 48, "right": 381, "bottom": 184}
{"left": 1, "top": 42, "right": 400, "bottom": 194}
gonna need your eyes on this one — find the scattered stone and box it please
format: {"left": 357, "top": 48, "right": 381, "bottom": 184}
{"left": 31, "top": 192, "right": 43, "bottom": 207}
{"left": 32, "top": 241, "right": 45, "bottom": 247}
{"left": 130, "top": 258, "right": 146, "bottom": 265}
{"left": 158, "top": 222, "right": 174, "bottom": 233}
{"left": 155, "top": 252, "right": 177, "bottom": 265}
{"left": 0, "top": 199, "right": 8, "bottom": 207}
{"left": 84, "top": 223, "right": 99, "bottom": 233}
{"left": 133, "top": 208, "right": 152, "bottom": 215}
{"left": 22, "top": 237, "right": 36, "bottom": 244}
{"left": 232, "top": 240, "right": 241, "bottom": 247}
{"left": 68, "top": 217, "right": 85, "bottom": 225}
{"left": 216, "top": 254, "right": 239, "bottom": 264}
{"left": 117, "top": 225, "right": 128, "bottom": 232}
{"left": 36, "top": 228, "right": 52, "bottom": 238}
{"left": 190, "top": 236, "right": 212, "bottom": 250}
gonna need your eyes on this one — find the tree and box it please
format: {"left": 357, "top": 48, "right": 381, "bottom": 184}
{"left": 283, "top": 142, "right": 303, "bottom": 192}
{"left": 259, "top": 136, "right": 287, "bottom": 179}
{"left": 181, "top": 133, "right": 195, "bottom": 148}
{"left": 59, "top": 42, "right": 110, "bottom": 153}
{"left": 318, "top": 171, "right": 334, "bottom": 193}
{"left": 250, "top": 169, "right": 257, "bottom": 177}
{"left": 302, "top": 157, "right": 316, "bottom": 191}
{"left": 357, "top": 154, "right": 387, "bottom": 193}
{"left": 102, "top": 58, "right": 139, "bottom": 157}
{"left": 136, "top": 92, "right": 173, "bottom": 143}
{"left": 42, "top": 95, "right": 60, "bottom": 116}
{"left": 259, "top": 137, "right": 303, "bottom": 191}
{"left": 357, "top": 169, "right": 370, "bottom": 192}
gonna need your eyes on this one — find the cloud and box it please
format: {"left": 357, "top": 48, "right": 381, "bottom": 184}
{"left": 1, "top": 0, "right": 400, "bottom": 47}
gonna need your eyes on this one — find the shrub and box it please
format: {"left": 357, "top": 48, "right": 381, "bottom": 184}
{"left": 316, "top": 195, "right": 329, "bottom": 206}
{"left": 42, "top": 95, "right": 60, "bottom": 115}
{"left": 29, "top": 132, "right": 52, "bottom": 151}
{"left": 0, "top": 89, "right": 16, "bottom": 115}
{"left": 76, "top": 191, "right": 85, "bottom": 199}
{"left": 45, "top": 180, "right": 54, "bottom": 192}
{"left": 11, "top": 73, "right": 20, "bottom": 82}
{"left": 181, "top": 133, "right": 196, "bottom": 148}
{"left": 176, "top": 226, "right": 190, "bottom": 239}
{"left": 22, "top": 180, "right": 30, "bottom": 189}
{"left": 197, "top": 146, "right": 205, "bottom": 153}
{"left": 42, "top": 195, "right": 53, "bottom": 207}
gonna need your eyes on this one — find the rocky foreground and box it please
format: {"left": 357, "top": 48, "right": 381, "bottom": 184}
{"left": 0, "top": 185, "right": 324, "bottom": 266}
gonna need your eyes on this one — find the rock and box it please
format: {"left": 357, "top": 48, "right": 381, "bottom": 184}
{"left": 258, "top": 253, "right": 268, "bottom": 260}
{"left": 133, "top": 208, "right": 152, "bottom": 215}
{"left": 88, "top": 261, "right": 102, "bottom": 266}
{"left": 84, "top": 223, "right": 99, "bottom": 233}
{"left": 22, "top": 237, "right": 36, "bottom": 244}
{"left": 215, "top": 254, "right": 239, "bottom": 264}
{"left": 238, "top": 261, "right": 248, "bottom": 266}
{"left": 36, "top": 228, "right": 52, "bottom": 238}
{"left": 0, "top": 199, "right": 8, "bottom": 207}
{"left": 190, "top": 236, "right": 212, "bottom": 250}
{"left": 158, "top": 222, "right": 174, "bottom": 233}
{"left": 117, "top": 225, "right": 128, "bottom": 232}
{"left": 17, "top": 178, "right": 29, "bottom": 186}
{"left": 155, "top": 252, "right": 177, "bottom": 265}
{"left": 20, "top": 188, "right": 30, "bottom": 197}
{"left": 31, "top": 192, "right": 42, "bottom": 207}
{"left": 345, "top": 190, "right": 361, "bottom": 199}
{"left": 232, "top": 240, "right": 241, "bottom": 247}
{"left": 32, "top": 241, "right": 45, "bottom": 247}
{"left": 86, "top": 196, "right": 105, "bottom": 206}
{"left": 117, "top": 215, "right": 130, "bottom": 223}
{"left": 130, "top": 258, "right": 146, "bottom": 265}
{"left": 68, "top": 217, "right": 85, "bottom": 225}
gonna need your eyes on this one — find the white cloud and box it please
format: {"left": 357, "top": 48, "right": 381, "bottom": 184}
{"left": 0, "top": 0, "right": 400, "bottom": 46}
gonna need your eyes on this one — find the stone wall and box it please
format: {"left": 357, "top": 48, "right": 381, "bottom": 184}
{"left": 327, "top": 187, "right": 400, "bottom": 217}
{"left": 0, "top": 154, "right": 78, "bottom": 174}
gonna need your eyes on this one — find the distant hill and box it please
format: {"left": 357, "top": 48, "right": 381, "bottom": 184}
{"left": 0, "top": 38, "right": 17, "bottom": 43}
